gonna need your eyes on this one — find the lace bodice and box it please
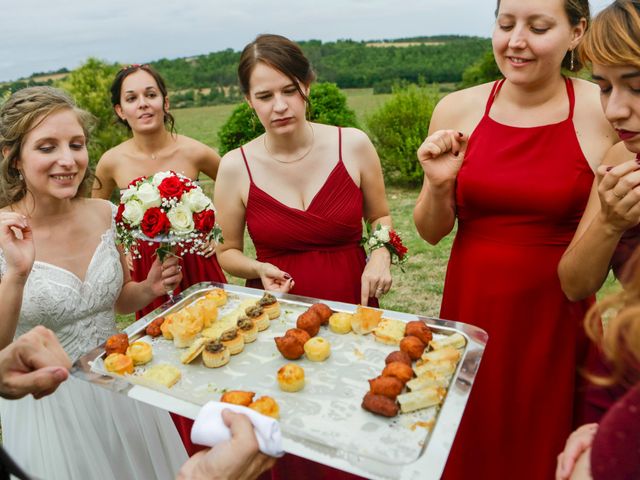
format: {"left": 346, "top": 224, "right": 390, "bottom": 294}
{"left": 0, "top": 214, "right": 123, "bottom": 361}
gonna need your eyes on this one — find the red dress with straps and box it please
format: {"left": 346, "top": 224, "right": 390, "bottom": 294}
{"left": 131, "top": 204, "right": 227, "bottom": 457}
{"left": 242, "top": 127, "right": 369, "bottom": 480}
{"left": 440, "top": 78, "right": 595, "bottom": 480}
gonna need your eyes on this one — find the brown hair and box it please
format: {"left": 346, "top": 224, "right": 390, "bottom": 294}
{"left": 579, "top": 0, "right": 640, "bottom": 70}
{"left": 110, "top": 64, "right": 176, "bottom": 134}
{"left": 495, "top": 0, "right": 591, "bottom": 72}
{"left": 237, "top": 34, "right": 316, "bottom": 105}
{"left": 0, "top": 86, "right": 95, "bottom": 208}
{"left": 585, "top": 245, "right": 640, "bottom": 388}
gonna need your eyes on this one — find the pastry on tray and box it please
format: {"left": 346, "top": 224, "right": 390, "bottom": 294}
{"left": 126, "top": 341, "right": 153, "bottom": 365}
{"left": 368, "top": 375, "right": 404, "bottom": 400}
{"left": 249, "top": 396, "right": 280, "bottom": 419}
{"left": 351, "top": 306, "right": 382, "bottom": 335}
{"left": 258, "top": 292, "right": 280, "bottom": 319}
{"left": 397, "top": 386, "right": 446, "bottom": 414}
{"left": 405, "top": 321, "right": 433, "bottom": 344}
{"left": 220, "top": 390, "right": 255, "bottom": 407}
{"left": 145, "top": 317, "right": 165, "bottom": 337}
{"left": 303, "top": 337, "right": 331, "bottom": 362}
{"left": 328, "top": 312, "right": 352, "bottom": 334}
{"left": 361, "top": 392, "right": 399, "bottom": 418}
{"left": 105, "top": 333, "right": 129, "bottom": 356}
{"left": 237, "top": 316, "right": 258, "bottom": 343}
{"left": 245, "top": 305, "right": 269, "bottom": 332}
{"left": 413, "top": 359, "right": 457, "bottom": 378}
{"left": 420, "top": 346, "right": 462, "bottom": 364}
{"left": 309, "top": 303, "right": 332, "bottom": 325}
{"left": 296, "top": 310, "right": 322, "bottom": 337}
{"left": 429, "top": 333, "right": 466, "bottom": 350}
{"left": 373, "top": 318, "right": 407, "bottom": 345}
{"left": 385, "top": 350, "right": 412, "bottom": 367}
{"left": 142, "top": 364, "right": 181, "bottom": 388}
{"left": 274, "top": 334, "right": 305, "bottom": 360}
{"left": 202, "top": 340, "right": 230, "bottom": 368}
{"left": 205, "top": 288, "right": 228, "bottom": 307}
{"left": 284, "top": 328, "right": 310, "bottom": 346}
{"left": 180, "top": 338, "right": 207, "bottom": 364}
{"left": 104, "top": 353, "right": 134, "bottom": 375}
{"left": 381, "top": 361, "right": 414, "bottom": 384}
{"left": 220, "top": 328, "right": 244, "bottom": 355}
{"left": 400, "top": 335, "right": 427, "bottom": 361}
{"left": 277, "top": 363, "right": 305, "bottom": 392}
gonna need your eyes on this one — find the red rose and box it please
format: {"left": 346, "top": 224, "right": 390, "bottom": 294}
{"left": 158, "top": 176, "right": 185, "bottom": 199}
{"left": 193, "top": 209, "right": 216, "bottom": 233}
{"left": 140, "top": 207, "right": 171, "bottom": 238}
{"left": 389, "top": 231, "right": 408, "bottom": 259}
{"left": 115, "top": 203, "right": 126, "bottom": 224}
{"left": 128, "top": 176, "right": 146, "bottom": 188}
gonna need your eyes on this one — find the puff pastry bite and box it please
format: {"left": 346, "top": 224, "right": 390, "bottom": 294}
{"left": 180, "top": 337, "right": 207, "bottom": 364}
{"left": 220, "top": 328, "right": 244, "bottom": 355}
{"left": 397, "top": 386, "right": 445, "bottom": 413}
{"left": 105, "top": 333, "right": 129, "bottom": 356}
{"left": 237, "top": 316, "right": 258, "bottom": 343}
{"left": 142, "top": 364, "right": 181, "bottom": 388}
{"left": 220, "top": 390, "right": 255, "bottom": 407}
{"left": 258, "top": 292, "right": 281, "bottom": 319}
{"left": 373, "top": 319, "right": 407, "bottom": 345}
{"left": 429, "top": 333, "right": 466, "bottom": 351}
{"left": 249, "top": 396, "right": 280, "bottom": 419}
{"left": 277, "top": 363, "right": 305, "bottom": 392}
{"left": 303, "top": 337, "right": 331, "bottom": 362}
{"left": 126, "top": 341, "right": 153, "bottom": 365}
{"left": 202, "top": 340, "right": 230, "bottom": 368}
{"left": 350, "top": 306, "right": 382, "bottom": 335}
{"left": 413, "top": 359, "right": 457, "bottom": 378}
{"left": 145, "top": 317, "right": 165, "bottom": 337}
{"left": 205, "top": 288, "right": 228, "bottom": 307}
{"left": 421, "top": 346, "right": 461, "bottom": 364}
{"left": 245, "top": 306, "right": 269, "bottom": 331}
{"left": 104, "top": 353, "right": 134, "bottom": 375}
{"left": 328, "top": 312, "right": 352, "bottom": 334}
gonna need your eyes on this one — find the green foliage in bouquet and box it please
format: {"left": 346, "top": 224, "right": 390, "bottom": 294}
{"left": 366, "top": 84, "right": 439, "bottom": 186}
{"left": 217, "top": 82, "right": 359, "bottom": 155}
{"left": 58, "top": 58, "right": 129, "bottom": 168}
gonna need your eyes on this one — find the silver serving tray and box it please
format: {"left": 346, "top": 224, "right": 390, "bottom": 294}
{"left": 72, "top": 282, "right": 487, "bottom": 479}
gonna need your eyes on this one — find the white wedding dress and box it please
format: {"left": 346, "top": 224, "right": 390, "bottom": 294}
{"left": 0, "top": 213, "right": 187, "bottom": 480}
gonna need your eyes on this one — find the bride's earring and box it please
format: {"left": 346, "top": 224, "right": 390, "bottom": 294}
{"left": 569, "top": 49, "right": 575, "bottom": 71}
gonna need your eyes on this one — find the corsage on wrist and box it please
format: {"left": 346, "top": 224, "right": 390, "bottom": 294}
{"left": 361, "top": 223, "right": 408, "bottom": 269}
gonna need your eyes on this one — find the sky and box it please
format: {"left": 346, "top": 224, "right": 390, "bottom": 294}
{"left": 0, "top": 0, "right": 613, "bottom": 82}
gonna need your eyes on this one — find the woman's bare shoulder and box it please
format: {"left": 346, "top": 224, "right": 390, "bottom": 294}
{"left": 431, "top": 82, "right": 495, "bottom": 132}
{"left": 98, "top": 140, "right": 134, "bottom": 168}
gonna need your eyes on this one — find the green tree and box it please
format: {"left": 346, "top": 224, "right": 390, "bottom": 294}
{"left": 58, "top": 58, "right": 129, "bottom": 167}
{"left": 366, "top": 85, "right": 440, "bottom": 186}
{"left": 458, "top": 50, "right": 503, "bottom": 89}
{"left": 217, "top": 82, "right": 359, "bottom": 155}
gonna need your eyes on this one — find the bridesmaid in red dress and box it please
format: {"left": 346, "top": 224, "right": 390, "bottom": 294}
{"left": 413, "top": 1, "right": 615, "bottom": 479}
{"left": 93, "top": 64, "right": 226, "bottom": 455}
{"left": 214, "top": 34, "right": 393, "bottom": 479}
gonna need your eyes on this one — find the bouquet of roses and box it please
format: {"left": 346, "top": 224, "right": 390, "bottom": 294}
{"left": 115, "top": 171, "right": 222, "bottom": 261}
{"left": 361, "top": 223, "right": 409, "bottom": 270}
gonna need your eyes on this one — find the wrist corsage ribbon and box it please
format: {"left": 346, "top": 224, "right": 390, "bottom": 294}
{"left": 361, "top": 223, "right": 409, "bottom": 270}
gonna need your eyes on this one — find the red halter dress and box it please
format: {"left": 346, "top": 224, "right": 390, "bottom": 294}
{"left": 440, "top": 78, "right": 595, "bottom": 480}
{"left": 242, "top": 127, "right": 370, "bottom": 480}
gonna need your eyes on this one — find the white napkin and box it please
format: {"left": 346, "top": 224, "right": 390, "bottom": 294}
{"left": 191, "top": 401, "right": 285, "bottom": 458}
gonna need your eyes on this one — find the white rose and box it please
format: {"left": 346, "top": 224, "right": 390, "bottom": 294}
{"left": 123, "top": 199, "right": 144, "bottom": 226}
{"left": 152, "top": 171, "right": 174, "bottom": 187}
{"left": 136, "top": 182, "right": 161, "bottom": 208}
{"left": 167, "top": 203, "right": 195, "bottom": 234}
{"left": 368, "top": 237, "right": 378, "bottom": 247}
{"left": 120, "top": 185, "right": 137, "bottom": 203}
{"left": 376, "top": 225, "right": 391, "bottom": 243}
{"left": 182, "top": 188, "right": 211, "bottom": 213}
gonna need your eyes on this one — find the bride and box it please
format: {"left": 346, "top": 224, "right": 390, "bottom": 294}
{"left": 0, "top": 86, "right": 188, "bottom": 479}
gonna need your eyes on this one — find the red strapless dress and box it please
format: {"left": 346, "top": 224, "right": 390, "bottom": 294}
{"left": 131, "top": 220, "right": 227, "bottom": 457}
{"left": 440, "top": 78, "right": 595, "bottom": 480}
{"left": 242, "top": 127, "right": 370, "bottom": 480}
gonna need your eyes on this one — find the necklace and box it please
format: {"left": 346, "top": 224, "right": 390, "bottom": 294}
{"left": 263, "top": 123, "right": 315, "bottom": 164}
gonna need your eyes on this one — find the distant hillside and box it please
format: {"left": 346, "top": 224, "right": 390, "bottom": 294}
{"left": 1, "top": 35, "right": 490, "bottom": 106}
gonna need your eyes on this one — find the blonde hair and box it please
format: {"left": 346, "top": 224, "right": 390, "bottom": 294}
{"left": 579, "top": 0, "right": 640, "bottom": 69}
{"left": 0, "top": 86, "right": 95, "bottom": 207}
{"left": 585, "top": 246, "right": 640, "bottom": 387}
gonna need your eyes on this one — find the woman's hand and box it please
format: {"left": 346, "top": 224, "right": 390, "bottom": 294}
{"left": 177, "top": 410, "right": 276, "bottom": 480}
{"left": 556, "top": 423, "right": 598, "bottom": 480}
{"left": 257, "top": 262, "right": 294, "bottom": 293}
{"left": 146, "top": 256, "right": 182, "bottom": 297}
{"left": 361, "top": 247, "right": 392, "bottom": 305}
{"left": 596, "top": 158, "right": 640, "bottom": 234}
{"left": 0, "top": 212, "right": 35, "bottom": 281}
{"left": 200, "top": 239, "right": 218, "bottom": 259}
{"left": 417, "top": 130, "right": 468, "bottom": 187}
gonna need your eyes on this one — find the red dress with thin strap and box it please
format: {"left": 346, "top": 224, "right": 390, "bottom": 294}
{"left": 243, "top": 127, "right": 368, "bottom": 480}
{"left": 131, "top": 200, "right": 227, "bottom": 457}
{"left": 440, "top": 78, "right": 594, "bottom": 480}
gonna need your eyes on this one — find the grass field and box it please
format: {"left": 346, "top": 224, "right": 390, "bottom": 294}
{"left": 119, "top": 87, "right": 618, "bottom": 329}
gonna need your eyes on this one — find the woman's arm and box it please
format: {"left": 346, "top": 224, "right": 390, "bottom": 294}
{"left": 92, "top": 151, "right": 118, "bottom": 200}
{"left": 413, "top": 92, "right": 473, "bottom": 245}
{"left": 559, "top": 144, "right": 639, "bottom": 300}
{"left": 214, "top": 153, "right": 292, "bottom": 292}
{"left": 193, "top": 141, "right": 222, "bottom": 182}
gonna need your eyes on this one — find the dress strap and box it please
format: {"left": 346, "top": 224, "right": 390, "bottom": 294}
{"left": 239, "top": 146, "right": 254, "bottom": 184}
{"left": 485, "top": 79, "right": 505, "bottom": 116}
{"left": 565, "top": 77, "right": 575, "bottom": 120}
{"left": 338, "top": 127, "right": 343, "bottom": 164}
